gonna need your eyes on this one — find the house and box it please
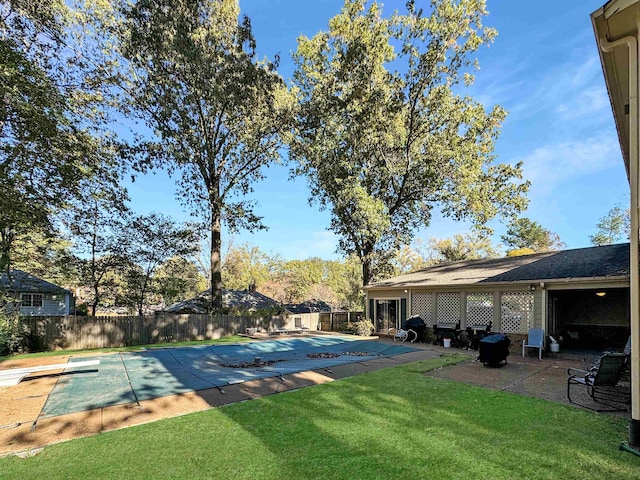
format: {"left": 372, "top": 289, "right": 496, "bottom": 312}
{"left": 284, "top": 300, "right": 333, "bottom": 314}
{"left": 592, "top": 0, "right": 640, "bottom": 446}
{"left": 364, "top": 243, "right": 630, "bottom": 349}
{"left": 0, "top": 270, "right": 73, "bottom": 316}
{"left": 163, "top": 288, "right": 285, "bottom": 314}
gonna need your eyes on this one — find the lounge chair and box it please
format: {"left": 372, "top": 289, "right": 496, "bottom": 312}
{"left": 567, "top": 352, "right": 630, "bottom": 411}
{"left": 522, "top": 328, "right": 544, "bottom": 359}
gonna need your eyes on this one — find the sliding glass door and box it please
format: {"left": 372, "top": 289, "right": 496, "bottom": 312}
{"left": 375, "top": 299, "right": 399, "bottom": 332}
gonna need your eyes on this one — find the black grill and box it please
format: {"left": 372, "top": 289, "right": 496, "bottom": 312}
{"left": 478, "top": 334, "right": 510, "bottom": 367}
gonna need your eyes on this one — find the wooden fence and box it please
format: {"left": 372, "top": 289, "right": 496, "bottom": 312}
{"left": 20, "top": 312, "right": 321, "bottom": 351}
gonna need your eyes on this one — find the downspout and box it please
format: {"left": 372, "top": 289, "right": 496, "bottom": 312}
{"left": 599, "top": 31, "right": 639, "bottom": 447}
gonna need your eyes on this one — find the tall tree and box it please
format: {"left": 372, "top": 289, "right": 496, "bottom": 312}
{"left": 501, "top": 217, "right": 565, "bottom": 253}
{"left": 0, "top": 1, "right": 128, "bottom": 278}
{"left": 590, "top": 205, "right": 631, "bottom": 246}
{"left": 0, "top": 0, "right": 104, "bottom": 273}
{"left": 121, "top": 0, "right": 292, "bottom": 312}
{"left": 122, "top": 213, "right": 198, "bottom": 315}
{"left": 67, "top": 177, "right": 131, "bottom": 316}
{"left": 290, "top": 0, "right": 528, "bottom": 285}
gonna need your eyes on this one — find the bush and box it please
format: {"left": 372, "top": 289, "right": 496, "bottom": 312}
{"left": 342, "top": 319, "right": 375, "bottom": 336}
{"left": 0, "top": 312, "right": 29, "bottom": 356}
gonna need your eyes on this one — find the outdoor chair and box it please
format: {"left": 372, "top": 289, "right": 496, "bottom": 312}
{"left": 567, "top": 352, "right": 630, "bottom": 411}
{"left": 389, "top": 328, "right": 417, "bottom": 343}
{"left": 522, "top": 328, "right": 544, "bottom": 359}
{"left": 595, "top": 336, "right": 632, "bottom": 380}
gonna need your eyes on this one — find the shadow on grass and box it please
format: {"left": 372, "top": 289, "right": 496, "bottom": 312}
{"left": 211, "top": 356, "right": 638, "bottom": 479}
{"left": 2, "top": 355, "right": 638, "bottom": 479}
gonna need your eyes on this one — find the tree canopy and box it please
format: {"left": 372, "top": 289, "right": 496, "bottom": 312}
{"left": 290, "top": 0, "right": 528, "bottom": 285}
{"left": 590, "top": 205, "right": 630, "bottom": 246}
{"left": 501, "top": 217, "right": 565, "bottom": 254}
{"left": 0, "top": 0, "right": 107, "bottom": 272}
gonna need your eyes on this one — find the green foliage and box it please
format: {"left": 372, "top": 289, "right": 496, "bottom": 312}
{"left": 155, "top": 256, "right": 206, "bottom": 306}
{"left": 67, "top": 177, "right": 131, "bottom": 315}
{"left": 342, "top": 319, "right": 374, "bottom": 336}
{"left": 0, "top": 296, "right": 30, "bottom": 355}
{"left": 0, "top": 1, "right": 123, "bottom": 274}
{"left": 220, "top": 244, "right": 363, "bottom": 310}
{"left": 502, "top": 217, "right": 565, "bottom": 253}
{"left": 222, "top": 244, "right": 277, "bottom": 291}
{"left": 428, "top": 232, "right": 499, "bottom": 263}
{"left": 10, "top": 228, "right": 80, "bottom": 287}
{"left": 121, "top": 0, "right": 293, "bottom": 312}
{"left": 590, "top": 205, "right": 630, "bottom": 246}
{"left": 121, "top": 213, "right": 198, "bottom": 315}
{"left": 290, "top": 0, "right": 528, "bottom": 285}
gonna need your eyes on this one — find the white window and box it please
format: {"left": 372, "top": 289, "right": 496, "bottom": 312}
{"left": 21, "top": 293, "right": 43, "bottom": 307}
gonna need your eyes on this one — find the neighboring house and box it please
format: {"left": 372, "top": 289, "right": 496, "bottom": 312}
{"left": 164, "top": 287, "right": 285, "bottom": 314}
{"left": 0, "top": 270, "right": 73, "bottom": 316}
{"left": 364, "top": 243, "right": 630, "bottom": 350}
{"left": 284, "top": 300, "right": 333, "bottom": 314}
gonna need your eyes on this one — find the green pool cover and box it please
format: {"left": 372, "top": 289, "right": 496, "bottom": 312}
{"left": 41, "top": 336, "right": 417, "bottom": 417}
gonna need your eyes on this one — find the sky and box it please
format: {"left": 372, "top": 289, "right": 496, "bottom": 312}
{"left": 124, "top": 0, "right": 629, "bottom": 261}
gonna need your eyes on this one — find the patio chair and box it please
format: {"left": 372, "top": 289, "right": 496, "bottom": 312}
{"left": 522, "top": 328, "right": 544, "bottom": 359}
{"left": 567, "top": 352, "right": 630, "bottom": 411}
{"left": 596, "top": 336, "right": 632, "bottom": 380}
{"left": 388, "top": 328, "right": 417, "bottom": 342}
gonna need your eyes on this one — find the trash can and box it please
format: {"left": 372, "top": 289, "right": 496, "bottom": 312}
{"left": 478, "top": 334, "right": 511, "bottom": 367}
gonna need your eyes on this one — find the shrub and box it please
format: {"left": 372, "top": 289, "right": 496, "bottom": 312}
{"left": 342, "top": 319, "right": 374, "bottom": 336}
{"left": 0, "top": 312, "right": 29, "bottom": 356}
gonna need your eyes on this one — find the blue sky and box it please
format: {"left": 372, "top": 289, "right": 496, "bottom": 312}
{"left": 125, "top": 0, "right": 628, "bottom": 260}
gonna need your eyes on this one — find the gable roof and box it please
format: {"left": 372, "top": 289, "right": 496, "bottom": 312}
{"left": 0, "top": 270, "right": 70, "bottom": 294}
{"left": 284, "top": 300, "right": 333, "bottom": 314}
{"left": 164, "top": 288, "right": 285, "bottom": 314}
{"left": 365, "top": 243, "right": 630, "bottom": 290}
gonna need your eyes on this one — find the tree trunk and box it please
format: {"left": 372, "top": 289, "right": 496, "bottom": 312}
{"left": 210, "top": 210, "right": 223, "bottom": 313}
{"left": 91, "top": 281, "right": 98, "bottom": 316}
{"left": 362, "top": 245, "right": 374, "bottom": 286}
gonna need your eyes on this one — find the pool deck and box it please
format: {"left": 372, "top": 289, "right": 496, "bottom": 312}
{"left": 0, "top": 334, "right": 630, "bottom": 457}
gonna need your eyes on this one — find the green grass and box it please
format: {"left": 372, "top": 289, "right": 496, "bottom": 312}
{"left": 1, "top": 354, "right": 638, "bottom": 479}
{"left": 0, "top": 336, "right": 251, "bottom": 362}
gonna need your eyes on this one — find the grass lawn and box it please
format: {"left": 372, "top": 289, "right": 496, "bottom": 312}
{"left": 0, "top": 335, "right": 252, "bottom": 362}
{"left": 1, "top": 354, "right": 638, "bottom": 479}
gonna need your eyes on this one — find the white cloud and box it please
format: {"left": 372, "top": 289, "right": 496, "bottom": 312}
{"left": 521, "top": 132, "right": 622, "bottom": 194}
{"left": 554, "top": 86, "right": 610, "bottom": 121}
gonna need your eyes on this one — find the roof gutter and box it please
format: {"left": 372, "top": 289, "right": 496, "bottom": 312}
{"left": 364, "top": 275, "right": 630, "bottom": 291}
